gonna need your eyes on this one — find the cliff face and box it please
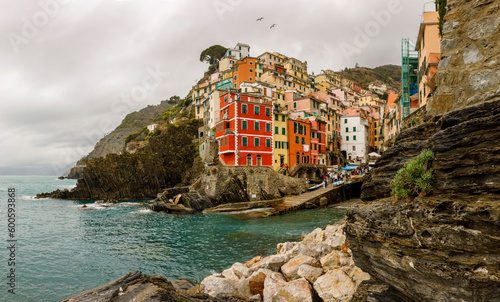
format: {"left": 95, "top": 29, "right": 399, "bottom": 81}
{"left": 38, "top": 119, "right": 202, "bottom": 200}
{"left": 76, "top": 101, "right": 172, "bottom": 165}
{"left": 150, "top": 166, "right": 310, "bottom": 213}
{"left": 346, "top": 1, "right": 500, "bottom": 301}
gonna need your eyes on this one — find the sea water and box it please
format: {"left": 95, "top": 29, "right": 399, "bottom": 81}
{"left": 0, "top": 176, "right": 346, "bottom": 302}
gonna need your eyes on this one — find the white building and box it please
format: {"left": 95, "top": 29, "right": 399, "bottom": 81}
{"left": 147, "top": 124, "right": 159, "bottom": 132}
{"left": 224, "top": 43, "right": 250, "bottom": 60}
{"left": 340, "top": 116, "right": 369, "bottom": 164}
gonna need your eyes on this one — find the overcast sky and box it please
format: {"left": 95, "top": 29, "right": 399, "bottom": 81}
{"left": 0, "top": 0, "right": 431, "bottom": 175}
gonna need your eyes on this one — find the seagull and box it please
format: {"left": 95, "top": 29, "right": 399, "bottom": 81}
{"left": 270, "top": 24, "right": 276, "bottom": 29}
{"left": 257, "top": 17, "right": 264, "bottom": 21}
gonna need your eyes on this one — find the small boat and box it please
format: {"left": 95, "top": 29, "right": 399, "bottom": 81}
{"left": 308, "top": 182, "right": 324, "bottom": 191}
{"left": 308, "top": 179, "right": 323, "bottom": 184}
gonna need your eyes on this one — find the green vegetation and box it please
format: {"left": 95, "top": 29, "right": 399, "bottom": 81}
{"left": 125, "top": 126, "right": 148, "bottom": 143}
{"left": 435, "top": 0, "right": 447, "bottom": 37}
{"left": 199, "top": 45, "right": 227, "bottom": 66}
{"left": 391, "top": 149, "right": 435, "bottom": 200}
{"left": 338, "top": 65, "right": 401, "bottom": 91}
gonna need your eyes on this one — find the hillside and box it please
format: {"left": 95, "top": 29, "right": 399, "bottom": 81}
{"left": 78, "top": 100, "right": 173, "bottom": 164}
{"left": 338, "top": 64, "right": 401, "bottom": 91}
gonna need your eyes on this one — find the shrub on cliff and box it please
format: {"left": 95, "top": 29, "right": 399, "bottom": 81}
{"left": 391, "top": 149, "right": 434, "bottom": 200}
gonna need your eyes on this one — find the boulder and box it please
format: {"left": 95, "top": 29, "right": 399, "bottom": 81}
{"left": 248, "top": 272, "right": 266, "bottom": 297}
{"left": 200, "top": 274, "right": 252, "bottom": 299}
{"left": 281, "top": 254, "right": 321, "bottom": 281}
{"left": 263, "top": 273, "right": 313, "bottom": 302}
{"left": 249, "top": 254, "right": 287, "bottom": 273}
{"left": 320, "top": 250, "right": 352, "bottom": 272}
{"left": 313, "top": 268, "right": 356, "bottom": 302}
{"left": 297, "top": 264, "right": 324, "bottom": 284}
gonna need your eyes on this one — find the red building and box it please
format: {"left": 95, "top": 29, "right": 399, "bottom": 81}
{"left": 287, "top": 117, "right": 311, "bottom": 167}
{"left": 215, "top": 91, "right": 273, "bottom": 166}
{"left": 310, "top": 118, "right": 327, "bottom": 165}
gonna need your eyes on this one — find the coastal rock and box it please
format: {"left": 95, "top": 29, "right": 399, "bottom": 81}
{"left": 60, "top": 271, "right": 244, "bottom": 302}
{"left": 320, "top": 250, "right": 352, "bottom": 273}
{"left": 200, "top": 274, "right": 252, "bottom": 299}
{"left": 200, "top": 222, "right": 371, "bottom": 301}
{"left": 281, "top": 254, "right": 320, "bottom": 281}
{"left": 313, "top": 268, "right": 356, "bottom": 302}
{"left": 249, "top": 254, "right": 287, "bottom": 273}
{"left": 296, "top": 265, "right": 323, "bottom": 284}
{"left": 262, "top": 273, "right": 313, "bottom": 302}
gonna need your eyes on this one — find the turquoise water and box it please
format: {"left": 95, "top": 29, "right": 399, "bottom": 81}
{"left": 0, "top": 176, "right": 346, "bottom": 302}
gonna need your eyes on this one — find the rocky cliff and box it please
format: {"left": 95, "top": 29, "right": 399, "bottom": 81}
{"left": 63, "top": 101, "right": 173, "bottom": 179}
{"left": 346, "top": 1, "right": 500, "bottom": 301}
{"left": 37, "top": 118, "right": 202, "bottom": 200}
{"left": 150, "top": 166, "right": 310, "bottom": 213}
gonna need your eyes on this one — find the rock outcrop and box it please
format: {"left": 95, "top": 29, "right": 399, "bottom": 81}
{"left": 37, "top": 119, "right": 202, "bottom": 200}
{"left": 150, "top": 166, "right": 309, "bottom": 213}
{"left": 200, "top": 222, "right": 371, "bottom": 302}
{"left": 347, "top": 1, "right": 500, "bottom": 301}
{"left": 60, "top": 271, "right": 247, "bottom": 302}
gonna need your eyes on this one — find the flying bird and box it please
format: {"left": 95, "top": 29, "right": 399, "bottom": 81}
{"left": 256, "top": 17, "right": 264, "bottom": 21}
{"left": 270, "top": 24, "right": 276, "bottom": 29}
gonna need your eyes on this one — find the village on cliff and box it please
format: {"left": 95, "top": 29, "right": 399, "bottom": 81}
{"left": 141, "top": 10, "right": 441, "bottom": 175}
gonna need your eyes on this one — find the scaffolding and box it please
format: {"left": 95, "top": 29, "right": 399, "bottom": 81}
{"left": 401, "top": 38, "right": 419, "bottom": 118}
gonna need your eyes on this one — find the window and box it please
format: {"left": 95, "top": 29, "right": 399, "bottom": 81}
{"left": 242, "top": 137, "right": 248, "bottom": 146}
{"left": 346, "top": 127, "right": 349, "bottom": 132}
{"left": 242, "top": 120, "right": 247, "bottom": 130}
{"left": 249, "top": 77, "right": 252, "bottom": 81}
{"left": 275, "top": 141, "right": 278, "bottom": 148}
{"left": 242, "top": 104, "right": 247, "bottom": 114}
{"left": 282, "top": 128, "right": 286, "bottom": 135}
{"left": 352, "top": 146, "right": 356, "bottom": 151}
{"left": 353, "top": 126, "right": 356, "bottom": 132}
{"left": 294, "top": 123, "right": 298, "bottom": 133}
{"left": 314, "top": 144, "right": 317, "bottom": 150}
{"left": 266, "top": 123, "right": 271, "bottom": 132}
{"left": 254, "top": 105, "right": 260, "bottom": 115}
{"left": 346, "top": 136, "right": 349, "bottom": 141}
{"left": 282, "top": 116, "right": 285, "bottom": 122}
{"left": 293, "top": 102, "right": 297, "bottom": 109}
{"left": 224, "top": 137, "right": 227, "bottom": 145}
{"left": 250, "top": 68, "right": 253, "bottom": 73}
{"left": 254, "top": 121, "right": 260, "bottom": 131}
{"left": 266, "top": 138, "right": 271, "bottom": 148}
{"left": 275, "top": 114, "right": 278, "bottom": 121}
{"left": 353, "top": 135, "right": 356, "bottom": 140}
{"left": 344, "top": 119, "right": 347, "bottom": 124}
{"left": 295, "top": 136, "right": 299, "bottom": 143}
{"left": 234, "top": 75, "right": 237, "bottom": 80}
{"left": 254, "top": 137, "right": 260, "bottom": 147}
{"left": 265, "top": 107, "right": 271, "bottom": 116}
{"left": 302, "top": 137, "right": 305, "bottom": 144}
{"left": 275, "top": 126, "right": 279, "bottom": 134}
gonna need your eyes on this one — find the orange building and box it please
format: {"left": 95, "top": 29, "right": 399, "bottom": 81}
{"left": 287, "top": 117, "right": 311, "bottom": 168}
{"left": 232, "top": 57, "right": 258, "bottom": 89}
{"left": 416, "top": 10, "right": 441, "bottom": 107}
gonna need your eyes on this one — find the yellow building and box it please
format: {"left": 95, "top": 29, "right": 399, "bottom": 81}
{"left": 314, "top": 70, "right": 342, "bottom": 88}
{"left": 359, "top": 94, "right": 384, "bottom": 107}
{"left": 273, "top": 109, "right": 289, "bottom": 172}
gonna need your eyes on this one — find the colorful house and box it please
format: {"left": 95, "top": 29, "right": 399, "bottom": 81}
{"left": 232, "top": 57, "right": 259, "bottom": 89}
{"left": 273, "top": 109, "right": 289, "bottom": 171}
{"left": 416, "top": 10, "right": 441, "bottom": 107}
{"left": 215, "top": 91, "right": 273, "bottom": 166}
{"left": 287, "top": 117, "right": 311, "bottom": 168}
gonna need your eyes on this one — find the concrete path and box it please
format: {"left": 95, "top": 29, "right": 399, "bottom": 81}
{"left": 271, "top": 183, "right": 342, "bottom": 215}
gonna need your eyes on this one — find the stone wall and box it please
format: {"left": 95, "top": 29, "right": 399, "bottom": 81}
{"left": 429, "top": 0, "right": 500, "bottom": 116}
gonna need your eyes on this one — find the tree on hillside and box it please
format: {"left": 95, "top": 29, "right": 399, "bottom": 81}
{"left": 167, "top": 95, "right": 180, "bottom": 105}
{"left": 199, "top": 45, "right": 227, "bottom": 66}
